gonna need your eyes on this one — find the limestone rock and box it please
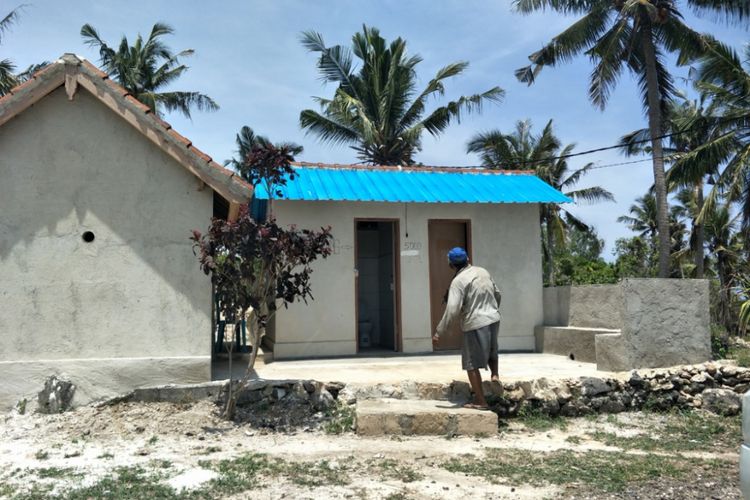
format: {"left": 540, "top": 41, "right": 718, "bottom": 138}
{"left": 37, "top": 376, "right": 76, "bottom": 414}
{"left": 311, "top": 388, "right": 336, "bottom": 411}
{"left": 581, "top": 377, "right": 613, "bottom": 397}
{"left": 702, "top": 388, "right": 741, "bottom": 416}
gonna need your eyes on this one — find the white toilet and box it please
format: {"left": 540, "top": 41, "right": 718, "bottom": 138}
{"left": 358, "top": 299, "right": 373, "bottom": 348}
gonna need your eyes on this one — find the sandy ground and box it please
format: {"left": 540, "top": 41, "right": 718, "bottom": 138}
{"left": 0, "top": 400, "right": 740, "bottom": 499}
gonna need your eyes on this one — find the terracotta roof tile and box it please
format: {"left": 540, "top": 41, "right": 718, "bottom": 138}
{"left": 80, "top": 60, "right": 108, "bottom": 79}
{"left": 124, "top": 95, "right": 152, "bottom": 114}
{"left": 102, "top": 77, "right": 129, "bottom": 96}
{"left": 150, "top": 114, "right": 172, "bottom": 131}
{"left": 189, "top": 145, "right": 212, "bottom": 163}
{"left": 167, "top": 128, "right": 192, "bottom": 148}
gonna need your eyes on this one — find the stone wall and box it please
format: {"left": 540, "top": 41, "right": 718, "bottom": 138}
{"left": 115, "top": 361, "right": 747, "bottom": 421}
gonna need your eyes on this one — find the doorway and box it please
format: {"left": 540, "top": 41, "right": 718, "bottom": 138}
{"left": 429, "top": 220, "right": 471, "bottom": 351}
{"left": 355, "top": 220, "right": 400, "bottom": 353}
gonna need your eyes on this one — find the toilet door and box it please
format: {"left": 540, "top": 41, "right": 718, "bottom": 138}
{"left": 428, "top": 220, "right": 471, "bottom": 351}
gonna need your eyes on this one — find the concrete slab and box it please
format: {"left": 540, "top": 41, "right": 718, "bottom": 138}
{"left": 356, "top": 398, "right": 497, "bottom": 436}
{"left": 248, "top": 353, "right": 620, "bottom": 386}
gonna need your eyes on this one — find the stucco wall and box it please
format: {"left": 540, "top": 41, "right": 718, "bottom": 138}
{"left": 542, "top": 285, "right": 623, "bottom": 329}
{"left": 270, "top": 200, "right": 543, "bottom": 358}
{"left": 0, "top": 88, "right": 213, "bottom": 407}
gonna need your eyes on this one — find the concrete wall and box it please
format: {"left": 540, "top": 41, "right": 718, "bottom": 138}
{"left": 270, "top": 200, "right": 544, "bottom": 358}
{"left": 617, "top": 278, "right": 711, "bottom": 369}
{"left": 0, "top": 88, "right": 213, "bottom": 409}
{"left": 542, "top": 279, "right": 711, "bottom": 371}
{"left": 542, "top": 284, "right": 623, "bottom": 329}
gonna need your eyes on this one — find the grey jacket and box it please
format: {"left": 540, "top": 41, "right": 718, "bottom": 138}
{"left": 435, "top": 264, "right": 501, "bottom": 337}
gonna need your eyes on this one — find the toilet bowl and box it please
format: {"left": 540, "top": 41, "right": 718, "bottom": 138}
{"left": 358, "top": 321, "right": 373, "bottom": 348}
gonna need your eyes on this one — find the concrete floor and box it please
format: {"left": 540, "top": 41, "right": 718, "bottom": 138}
{"left": 213, "top": 353, "right": 621, "bottom": 384}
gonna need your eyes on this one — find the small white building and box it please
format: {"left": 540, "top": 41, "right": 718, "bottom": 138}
{"left": 0, "top": 54, "right": 251, "bottom": 409}
{"left": 261, "top": 163, "right": 570, "bottom": 359}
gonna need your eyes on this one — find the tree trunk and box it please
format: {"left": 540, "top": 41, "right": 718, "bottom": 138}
{"left": 693, "top": 181, "right": 705, "bottom": 278}
{"left": 546, "top": 218, "right": 556, "bottom": 286}
{"left": 641, "top": 23, "right": 671, "bottom": 278}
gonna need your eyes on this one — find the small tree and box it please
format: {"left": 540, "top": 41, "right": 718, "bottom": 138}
{"left": 193, "top": 141, "right": 332, "bottom": 419}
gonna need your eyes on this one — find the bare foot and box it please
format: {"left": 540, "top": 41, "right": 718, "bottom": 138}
{"left": 491, "top": 375, "right": 500, "bottom": 383}
{"left": 463, "top": 402, "right": 489, "bottom": 410}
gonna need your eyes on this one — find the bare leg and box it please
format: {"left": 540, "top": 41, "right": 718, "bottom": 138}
{"left": 489, "top": 357, "right": 499, "bottom": 382}
{"left": 466, "top": 369, "right": 488, "bottom": 408}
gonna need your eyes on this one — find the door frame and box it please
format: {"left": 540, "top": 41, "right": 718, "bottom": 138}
{"left": 353, "top": 218, "right": 403, "bottom": 354}
{"left": 427, "top": 219, "right": 473, "bottom": 351}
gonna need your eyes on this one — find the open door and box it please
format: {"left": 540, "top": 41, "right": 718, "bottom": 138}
{"left": 355, "top": 220, "right": 400, "bottom": 353}
{"left": 429, "top": 220, "right": 471, "bottom": 351}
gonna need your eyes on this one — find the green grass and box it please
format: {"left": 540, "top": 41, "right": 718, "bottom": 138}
{"left": 442, "top": 448, "right": 703, "bottom": 493}
{"left": 37, "top": 467, "right": 81, "bottom": 480}
{"left": 588, "top": 410, "right": 740, "bottom": 453}
{"left": 324, "top": 403, "right": 355, "bottom": 434}
{"left": 34, "top": 450, "right": 49, "bottom": 460}
{"left": 369, "top": 458, "right": 424, "bottom": 483}
{"left": 515, "top": 405, "right": 568, "bottom": 431}
{"left": 62, "top": 467, "right": 176, "bottom": 500}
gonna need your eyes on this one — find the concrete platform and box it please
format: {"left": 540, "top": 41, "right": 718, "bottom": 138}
{"left": 242, "top": 353, "right": 619, "bottom": 385}
{"left": 356, "top": 398, "right": 498, "bottom": 436}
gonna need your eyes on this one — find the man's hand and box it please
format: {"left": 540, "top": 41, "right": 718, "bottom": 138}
{"left": 432, "top": 333, "right": 440, "bottom": 344}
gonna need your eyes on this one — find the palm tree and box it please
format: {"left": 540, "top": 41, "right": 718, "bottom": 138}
{"left": 224, "top": 125, "right": 303, "bottom": 180}
{"left": 677, "top": 42, "right": 750, "bottom": 243}
{"left": 0, "top": 7, "right": 23, "bottom": 96}
{"left": 468, "top": 119, "right": 614, "bottom": 284}
{"left": 618, "top": 194, "right": 659, "bottom": 242}
{"left": 621, "top": 95, "right": 721, "bottom": 278}
{"left": 513, "top": 0, "right": 748, "bottom": 278}
{"left": 299, "top": 25, "right": 504, "bottom": 165}
{"left": 704, "top": 201, "right": 743, "bottom": 333}
{"left": 467, "top": 119, "right": 560, "bottom": 171}
{"left": 80, "top": 22, "right": 218, "bottom": 118}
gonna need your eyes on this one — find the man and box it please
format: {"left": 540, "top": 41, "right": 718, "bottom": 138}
{"left": 433, "top": 247, "right": 501, "bottom": 410}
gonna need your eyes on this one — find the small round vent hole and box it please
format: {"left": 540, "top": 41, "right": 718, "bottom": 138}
{"left": 82, "top": 231, "right": 95, "bottom": 243}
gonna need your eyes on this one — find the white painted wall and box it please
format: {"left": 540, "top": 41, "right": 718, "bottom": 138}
{"left": 270, "top": 200, "right": 544, "bottom": 359}
{"left": 0, "top": 88, "right": 213, "bottom": 408}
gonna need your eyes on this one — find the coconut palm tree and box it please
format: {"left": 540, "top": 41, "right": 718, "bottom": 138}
{"left": 468, "top": 119, "right": 614, "bottom": 284}
{"left": 705, "top": 201, "right": 743, "bottom": 333}
{"left": 0, "top": 7, "right": 23, "bottom": 96}
{"left": 299, "top": 25, "right": 504, "bottom": 165}
{"left": 677, "top": 42, "right": 750, "bottom": 243}
{"left": 513, "top": 0, "right": 749, "bottom": 278}
{"left": 620, "top": 95, "right": 721, "bottom": 278}
{"left": 224, "top": 125, "right": 303, "bottom": 181}
{"left": 467, "top": 119, "right": 560, "bottom": 171}
{"left": 80, "top": 22, "right": 218, "bottom": 118}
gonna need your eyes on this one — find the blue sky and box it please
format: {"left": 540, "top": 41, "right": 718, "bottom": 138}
{"left": 4, "top": 0, "right": 747, "bottom": 259}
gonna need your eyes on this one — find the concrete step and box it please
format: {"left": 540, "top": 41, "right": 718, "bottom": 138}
{"left": 355, "top": 398, "right": 497, "bottom": 436}
{"left": 535, "top": 325, "right": 620, "bottom": 363}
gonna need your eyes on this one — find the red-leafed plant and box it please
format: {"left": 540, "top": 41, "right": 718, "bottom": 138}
{"left": 193, "top": 137, "right": 332, "bottom": 419}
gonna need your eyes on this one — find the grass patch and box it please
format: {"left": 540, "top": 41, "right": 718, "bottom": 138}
{"left": 515, "top": 405, "right": 568, "bottom": 432}
{"left": 369, "top": 458, "right": 424, "bottom": 483}
{"left": 37, "top": 467, "right": 81, "bottom": 480}
{"left": 324, "top": 403, "right": 355, "bottom": 434}
{"left": 62, "top": 466, "right": 175, "bottom": 500}
{"left": 442, "top": 448, "right": 698, "bottom": 493}
{"left": 588, "top": 410, "right": 740, "bottom": 453}
{"left": 34, "top": 450, "right": 49, "bottom": 460}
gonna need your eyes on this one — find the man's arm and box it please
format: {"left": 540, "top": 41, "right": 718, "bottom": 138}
{"left": 492, "top": 279, "right": 502, "bottom": 308}
{"left": 434, "top": 283, "right": 464, "bottom": 339}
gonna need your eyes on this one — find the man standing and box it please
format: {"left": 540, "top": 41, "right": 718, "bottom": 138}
{"left": 433, "top": 247, "right": 501, "bottom": 410}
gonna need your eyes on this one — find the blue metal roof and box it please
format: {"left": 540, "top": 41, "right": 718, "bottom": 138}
{"left": 254, "top": 166, "right": 572, "bottom": 204}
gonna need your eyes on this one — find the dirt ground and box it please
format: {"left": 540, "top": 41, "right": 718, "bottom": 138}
{"left": 0, "top": 400, "right": 740, "bottom": 499}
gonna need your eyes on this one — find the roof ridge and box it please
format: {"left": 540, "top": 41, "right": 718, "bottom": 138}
{"left": 290, "top": 161, "right": 534, "bottom": 175}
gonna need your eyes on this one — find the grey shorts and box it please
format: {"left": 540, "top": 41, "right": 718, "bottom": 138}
{"left": 461, "top": 321, "right": 499, "bottom": 371}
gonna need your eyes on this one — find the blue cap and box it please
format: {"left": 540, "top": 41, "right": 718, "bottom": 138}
{"left": 447, "top": 247, "right": 468, "bottom": 265}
